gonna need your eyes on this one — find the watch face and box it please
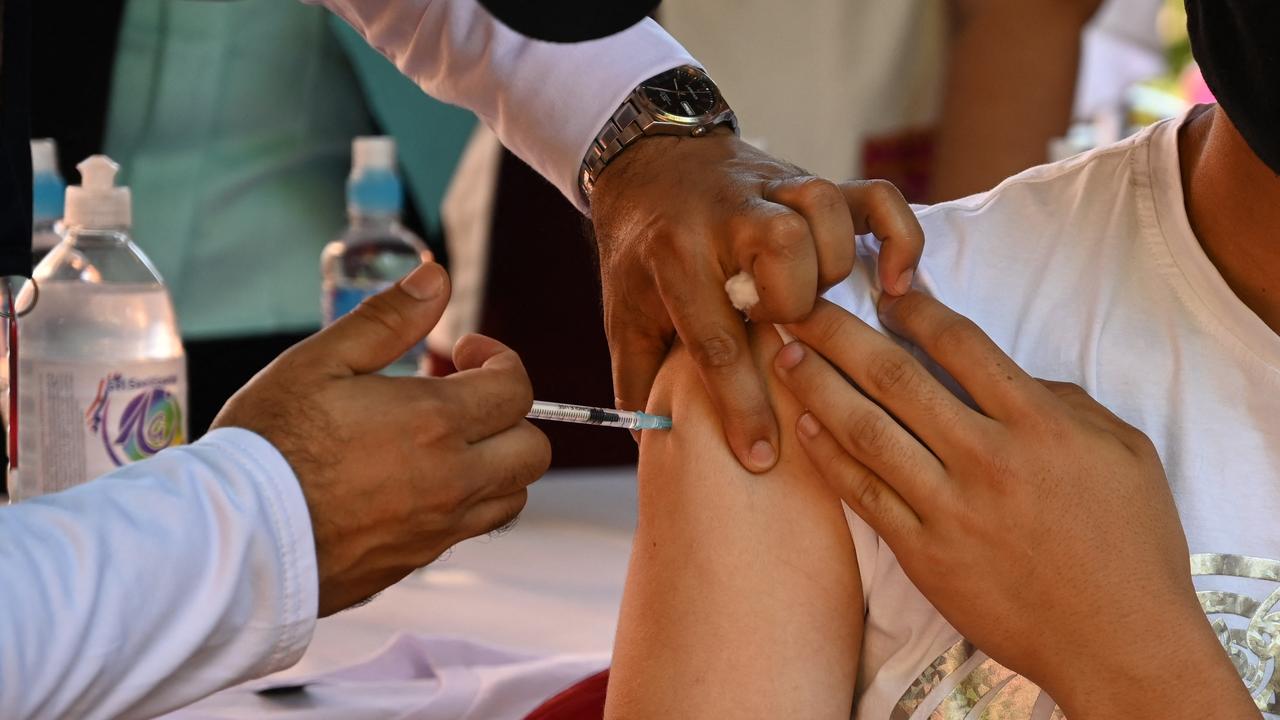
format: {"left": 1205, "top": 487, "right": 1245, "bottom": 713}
{"left": 638, "top": 67, "right": 720, "bottom": 119}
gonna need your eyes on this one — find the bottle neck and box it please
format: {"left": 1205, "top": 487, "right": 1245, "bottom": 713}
{"left": 65, "top": 225, "right": 133, "bottom": 247}
{"left": 346, "top": 168, "right": 403, "bottom": 220}
{"left": 346, "top": 212, "right": 401, "bottom": 232}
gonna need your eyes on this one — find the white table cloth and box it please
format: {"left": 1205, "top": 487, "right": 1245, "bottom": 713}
{"left": 163, "top": 467, "right": 636, "bottom": 719}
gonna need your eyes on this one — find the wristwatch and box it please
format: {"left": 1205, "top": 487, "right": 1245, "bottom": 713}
{"left": 579, "top": 65, "right": 739, "bottom": 201}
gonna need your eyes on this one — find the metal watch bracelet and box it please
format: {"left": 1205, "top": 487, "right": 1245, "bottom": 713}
{"left": 579, "top": 98, "right": 649, "bottom": 200}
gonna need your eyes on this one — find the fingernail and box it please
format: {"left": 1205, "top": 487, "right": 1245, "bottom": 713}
{"left": 775, "top": 342, "right": 805, "bottom": 371}
{"left": 893, "top": 268, "right": 914, "bottom": 295}
{"left": 400, "top": 262, "right": 445, "bottom": 301}
{"left": 749, "top": 440, "right": 776, "bottom": 469}
{"left": 798, "top": 412, "right": 821, "bottom": 439}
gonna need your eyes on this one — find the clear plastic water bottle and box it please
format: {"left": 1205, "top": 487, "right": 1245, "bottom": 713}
{"left": 31, "top": 138, "right": 66, "bottom": 265}
{"left": 322, "top": 136, "right": 428, "bottom": 376}
{"left": 13, "top": 155, "right": 187, "bottom": 500}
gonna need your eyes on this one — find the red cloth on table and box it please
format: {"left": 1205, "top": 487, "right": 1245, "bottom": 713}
{"left": 523, "top": 669, "right": 610, "bottom": 720}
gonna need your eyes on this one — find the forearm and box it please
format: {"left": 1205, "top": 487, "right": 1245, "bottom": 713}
{"left": 0, "top": 429, "right": 316, "bottom": 720}
{"left": 929, "top": 0, "right": 1098, "bottom": 202}
{"left": 311, "top": 0, "right": 694, "bottom": 211}
{"left": 1057, "top": 607, "right": 1259, "bottom": 720}
{"left": 605, "top": 327, "right": 862, "bottom": 719}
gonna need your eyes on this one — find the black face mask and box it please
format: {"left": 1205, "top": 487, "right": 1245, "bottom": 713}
{"left": 1186, "top": 0, "right": 1280, "bottom": 174}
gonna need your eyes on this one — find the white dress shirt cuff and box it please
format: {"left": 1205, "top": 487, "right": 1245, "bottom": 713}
{"left": 519, "top": 19, "right": 698, "bottom": 212}
{"left": 198, "top": 428, "right": 319, "bottom": 674}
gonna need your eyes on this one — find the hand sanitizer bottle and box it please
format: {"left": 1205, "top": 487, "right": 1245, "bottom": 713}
{"left": 13, "top": 155, "right": 187, "bottom": 500}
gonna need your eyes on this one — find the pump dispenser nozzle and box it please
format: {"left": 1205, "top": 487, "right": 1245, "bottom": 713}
{"left": 64, "top": 155, "right": 132, "bottom": 230}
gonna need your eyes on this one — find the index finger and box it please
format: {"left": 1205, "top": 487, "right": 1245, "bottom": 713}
{"left": 783, "top": 299, "right": 986, "bottom": 458}
{"left": 876, "top": 292, "right": 1052, "bottom": 420}
{"left": 439, "top": 335, "right": 537, "bottom": 442}
{"left": 657, "top": 263, "right": 780, "bottom": 473}
{"left": 840, "top": 180, "right": 925, "bottom": 296}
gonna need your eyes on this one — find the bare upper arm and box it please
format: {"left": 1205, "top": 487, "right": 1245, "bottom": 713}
{"left": 605, "top": 323, "right": 864, "bottom": 719}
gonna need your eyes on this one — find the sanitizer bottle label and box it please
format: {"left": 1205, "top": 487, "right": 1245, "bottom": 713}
{"left": 14, "top": 357, "right": 187, "bottom": 500}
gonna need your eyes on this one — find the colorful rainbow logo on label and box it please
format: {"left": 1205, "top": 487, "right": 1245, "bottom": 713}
{"left": 100, "top": 386, "right": 185, "bottom": 466}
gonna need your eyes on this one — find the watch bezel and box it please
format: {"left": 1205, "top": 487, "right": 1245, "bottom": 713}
{"left": 633, "top": 66, "right": 730, "bottom": 126}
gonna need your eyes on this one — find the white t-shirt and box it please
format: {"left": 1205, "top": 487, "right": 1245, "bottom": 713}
{"left": 826, "top": 108, "right": 1280, "bottom": 719}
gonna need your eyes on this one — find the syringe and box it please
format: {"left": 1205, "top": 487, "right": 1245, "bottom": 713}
{"left": 527, "top": 400, "right": 673, "bottom": 431}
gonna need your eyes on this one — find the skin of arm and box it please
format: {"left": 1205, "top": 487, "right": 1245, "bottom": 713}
{"left": 604, "top": 323, "right": 862, "bottom": 720}
{"left": 929, "top": 0, "right": 1103, "bottom": 202}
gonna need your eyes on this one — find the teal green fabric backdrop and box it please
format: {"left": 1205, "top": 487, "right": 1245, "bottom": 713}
{"left": 330, "top": 16, "right": 476, "bottom": 237}
{"left": 101, "top": 1, "right": 475, "bottom": 341}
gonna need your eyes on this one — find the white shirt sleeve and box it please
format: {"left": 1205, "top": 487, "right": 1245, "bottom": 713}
{"left": 0, "top": 428, "right": 318, "bottom": 720}
{"left": 311, "top": 0, "right": 697, "bottom": 212}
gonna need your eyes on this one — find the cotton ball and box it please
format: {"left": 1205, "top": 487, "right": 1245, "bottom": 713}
{"left": 725, "top": 272, "right": 760, "bottom": 313}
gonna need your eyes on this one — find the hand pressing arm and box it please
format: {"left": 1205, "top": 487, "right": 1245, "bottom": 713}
{"left": 775, "top": 294, "right": 1258, "bottom": 719}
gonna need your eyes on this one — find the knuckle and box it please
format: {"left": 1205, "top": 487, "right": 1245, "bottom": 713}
{"left": 847, "top": 472, "right": 886, "bottom": 514}
{"left": 865, "top": 350, "right": 914, "bottom": 396}
{"left": 845, "top": 411, "right": 893, "bottom": 460}
{"left": 797, "top": 176, "right": 845, "bottom": 209}
{"left": 417, "top": 385, "right": 451, "bottom": 413}
{"left": 763, "top": 213, "right": 810, "bottom": 260}
{"left": 808, "top": 307, "right": 848, "bottom": 350}
{"left": 977, "top": 448, "right": 1023, "bottom": 494}
{"left": 414, "top": 407, "right": 454, "bottom": 445}
{"left": 962, "top": 425, "right": 1005, "bottom": 463}
{"left": 865, "top": 178, "right": 901, "bottom": 203}
{"left": 1023, "top": 408, "right": 1069, "bottom": 440}
{"left": 690, "top": 330, "right": 742, "bottom": 370}
{"left": 931, "top": 316, "right": 980, "bottom": 357}
{"left": 983, "top": 449, "right": 1017, "bottom": 481}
